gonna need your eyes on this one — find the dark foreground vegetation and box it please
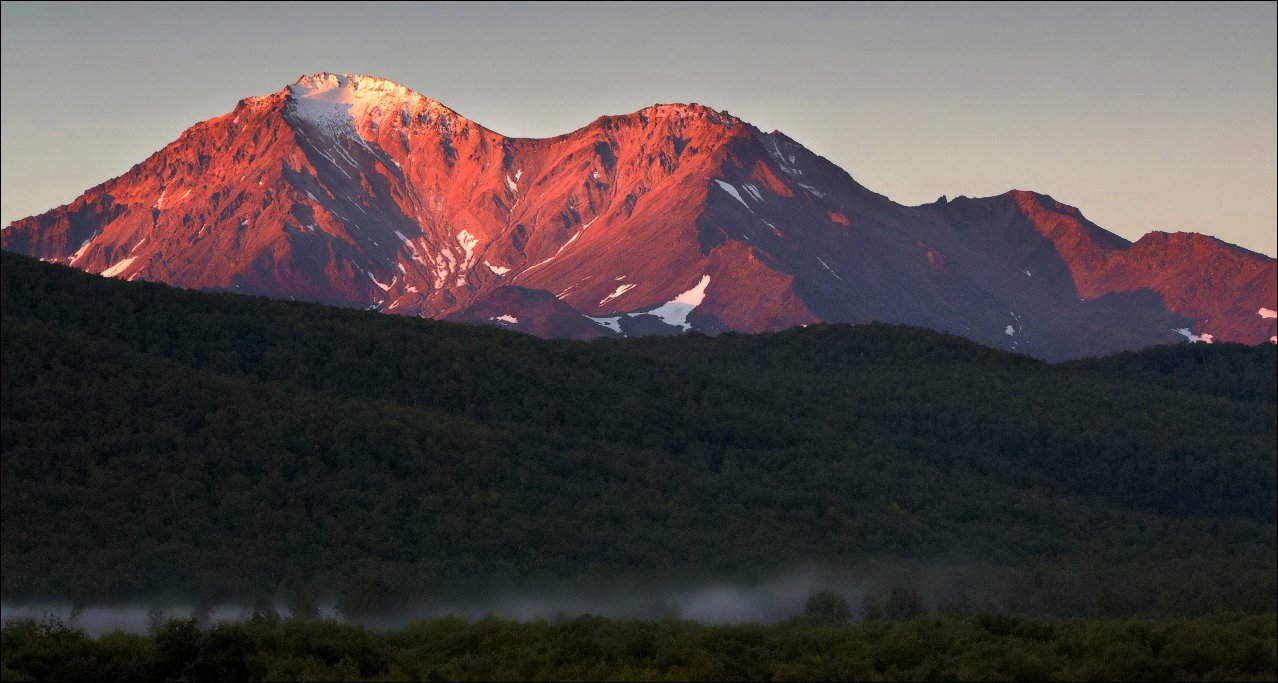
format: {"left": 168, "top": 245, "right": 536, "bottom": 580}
{"left": 1, "top": 252, "right": 1275, "bottom": 617}
{"left": 3, "top": 611, "right": 1275, "bottom": 682}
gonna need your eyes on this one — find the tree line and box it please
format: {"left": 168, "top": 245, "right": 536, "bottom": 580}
{"left": 2, "top": 610, "right": 1274, "bottom": 682}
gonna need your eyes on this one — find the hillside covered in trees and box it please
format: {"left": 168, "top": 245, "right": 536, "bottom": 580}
{"left": 1, "top": 252, "right": 1274, "bottom": 618}
{"left": 4, "top": 612, "right": 1275, "bottom": 682}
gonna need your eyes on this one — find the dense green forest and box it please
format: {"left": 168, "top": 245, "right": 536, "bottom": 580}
{"left": 1, "top": 251, "right": 1275, "bottom": 617}
{"left": 3, "top": 611, "right": 1274, "bottom": 682}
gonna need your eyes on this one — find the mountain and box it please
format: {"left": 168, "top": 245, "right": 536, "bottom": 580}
{"left": 3, "top": 73, "right": 1273, "bottom": 359}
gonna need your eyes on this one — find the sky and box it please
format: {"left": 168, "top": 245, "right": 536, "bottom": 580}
{"left": 2, "top": 1, "right": 1274, "bottom": 256}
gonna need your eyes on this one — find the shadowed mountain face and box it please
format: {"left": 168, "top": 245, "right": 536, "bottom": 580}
{"left": 3, "top": 73, "right": 1273, "bottom": 359}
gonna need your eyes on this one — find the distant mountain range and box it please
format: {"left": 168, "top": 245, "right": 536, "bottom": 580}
{"left": 3, "top": 73, "right": 1273, "bottom": 359}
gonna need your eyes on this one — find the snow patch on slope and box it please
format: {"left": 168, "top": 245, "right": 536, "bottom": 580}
{"left": 815, "top": 257, "right": 843, "bottom": 282}
{"left": 100, "top": 257, "right": 137, "bottom": 279}
{"left": 1260, "top": 308, "right": 1277, "bottom": 319}
{"left": 600, "top": 283, "right": 636, "bottom": 306}
{"left": 1173, "top": 328, "right": 1214, "bottom": 344}
{"left": 587, "top": 316, "right": 623, "bottom": 334}
{"left": 713, "top": 180, "right": 751, "bottom": 211}
{"left": 764, "top": 135, "right": 802, "bottom": 176}
{"left": 69, "top": 235, "right": 98, "bottom": 265}
{"left": 594, "top": 276, "right": 714, "bottom": 333}
{"left": 457, "top": 230, "right": 479, "bottom": 268}
{"left": 518, "top": 217, "right": 598, "bottom": 277}
{"left": 796, "top": 183, "right": 825, "bottom": 199}
{"left": 637, "top": 275, "right": 711, "bottom": 331}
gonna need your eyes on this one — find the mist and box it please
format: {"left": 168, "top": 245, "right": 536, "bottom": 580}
{"left": 1, "top": 564, "right": 1003, "bottom": 636}
{"left": 377, "top": 566, "right": 866, "bottom": 627}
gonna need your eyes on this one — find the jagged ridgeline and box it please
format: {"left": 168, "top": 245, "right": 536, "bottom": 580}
{"left": 4, "top": 74, "right": 1274, "bottom": 359}
{"left": 1, "top": 252, "right": 1274, "bottom": 616}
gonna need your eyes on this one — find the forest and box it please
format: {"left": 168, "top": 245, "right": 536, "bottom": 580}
{"left": 2, "top": 611, "right": 1274, "bottom": 681}
{"left": 1, "top": 251, "right": 1275, "bottom": 619}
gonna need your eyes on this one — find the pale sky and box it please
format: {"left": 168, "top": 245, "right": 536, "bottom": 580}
{"left": 2, "top": 1, "right": 1274, "bottom": 256}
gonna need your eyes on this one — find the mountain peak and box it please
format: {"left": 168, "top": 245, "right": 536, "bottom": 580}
{"left": 284, "top": 72, "right": 464, "bottom": 134}
{"left": 288, "top": 72, "right": 434, "bottom": 107}
{"left": 292, "top": 72, "right": 412, "bottom": 94}
{"left": 637, "top": 102, "right": 744, "bottom": 131}
{"left": 638, "top": 102, "right": 734, "bottom": 119}
{"left": 584, "top": 102, "right": 742, "bottom": 135}
{"left": 1006, "top": 189, "right": 1075, "bottom": 214}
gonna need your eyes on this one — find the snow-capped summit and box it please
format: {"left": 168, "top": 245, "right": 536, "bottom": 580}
{"left": 3, "top": 74, "right": 1274, "bottom": 359}
{"left": 285, "top": 73, "right": 470, "bottom": 137}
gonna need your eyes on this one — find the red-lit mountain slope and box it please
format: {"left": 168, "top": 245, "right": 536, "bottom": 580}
{"left": 4, "top": 74, "right": 1274, "bottom": 359}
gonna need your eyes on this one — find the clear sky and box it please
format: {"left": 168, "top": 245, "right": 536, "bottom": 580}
{"left": 2, "top": 1, "right": 1274, "bottom": 255}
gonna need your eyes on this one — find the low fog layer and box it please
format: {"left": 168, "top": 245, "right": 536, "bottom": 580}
{"left": 379, "top": 567, "right": 865, "bottom": 627}
{"left": 3, "top": 565, "right": 997, "bottom": 636}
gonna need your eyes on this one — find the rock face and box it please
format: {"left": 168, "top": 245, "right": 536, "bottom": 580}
{"left": 3, "top": 73, "right": 1274, "bottom": 359}
{"left": 448, "top": 286, "right": 619, "bottom": 340}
